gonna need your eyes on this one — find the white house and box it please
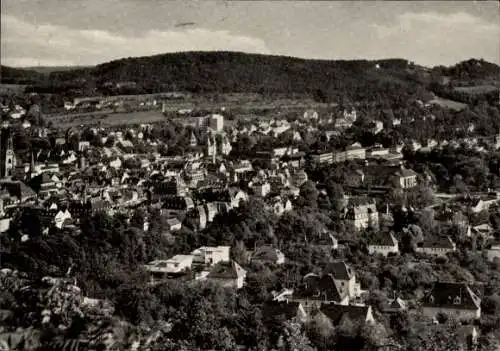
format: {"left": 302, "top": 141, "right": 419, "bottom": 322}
{"left": 145, "top": 255, "right": 194, "bottom": 275}
{"left": 191, "top": 246, "right": 230, "bottom": 267}
{"left": 368, "top": 232, "right": 399, "bottom": 257}
{"left": 54, "top": 210, "right": 72, "bottom": 229}
{"left": 486, "top": 244, "right": 500, "bottom": 262}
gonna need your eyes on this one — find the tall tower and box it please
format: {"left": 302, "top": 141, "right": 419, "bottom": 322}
{"left": 212, "top": 134, "right": 217, "bottom": 164}
{"left": 4, "top": 134, "right": 15, "bottom": 178}
{"left": 29, "top": 150, "right": 35, "bottom": 179}
{"left": 190, "top": 132, "right": 198, "bottom": 148}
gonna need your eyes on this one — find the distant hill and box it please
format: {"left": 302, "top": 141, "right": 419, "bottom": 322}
{"left": 0, "top": 65, "right": 45, "bottom": 85}
{"left": 20, "top": 66, "right": 92, "bottom": 74}
{"left": 1, "top": 52, "right": 498, "bottom": 101}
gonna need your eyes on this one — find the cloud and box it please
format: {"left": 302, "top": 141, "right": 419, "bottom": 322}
{"left": 370, "top": 11, "right": 500, "bottom": 66}
{"left": 1, "top": 14, "right": 271, "bottom": 67}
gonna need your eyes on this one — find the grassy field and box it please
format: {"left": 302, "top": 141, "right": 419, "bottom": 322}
{"left": 454, "top": 84, "right": 499, "bottom": 94}
{"left": 428, "top": 97, "right": 467, "bottom": 111}
{"left": 47, "top": 95, "right": 334, "bottom": 128}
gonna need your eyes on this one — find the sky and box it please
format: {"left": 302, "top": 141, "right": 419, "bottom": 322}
{"left": 1, "top": 0, "right": 499, "bottom": 68}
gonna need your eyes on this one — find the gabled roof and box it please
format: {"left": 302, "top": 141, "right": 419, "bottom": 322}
{"left": 319, "top": 303, "right": 371, "bottom": 325}
{"left": 262, "top": 301, "right": 302, "bottom": 321}
{"left": 423, "top": 282, "right": 481, "bottom": 310}
{"left": 370, "top": 232, "right": 398, "bottom": 247}
{"left": 323, "top": 261, "right": 354, "bottom": 281}
{"left": 420, "top": 236, "right": 455, "bottom": 249}
{"left": 389, "top": 297, "right": 406, "bottom": 310}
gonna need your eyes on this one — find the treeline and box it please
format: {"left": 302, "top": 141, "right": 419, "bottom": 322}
{"left": 0, "top": 52, "right": 430, "bottom": 101}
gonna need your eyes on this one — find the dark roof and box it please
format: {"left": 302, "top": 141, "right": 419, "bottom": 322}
{"left": 420, "top": 236, "right": 455, "bottom": 249}
{"left": 262, "top": 301, "right": 302, "bottom": 321}
{"left": 252, "top": 246, "right": 281, "bottom": 263}
{"left": 346, "top": 196, "right": 375, "bottom": 207}
{"left": 323, "top": 261, "right": 354, "bottom": 281}
{"left": 207, "top": 260, "right": 245, "bottom": 280}
{"left": 423, "top": 282, "right": 481, "bottom": 310}
{"left": 319, "top": 303, "right": 371, "bottom": 325}
{"left": 295, "top": 274, "right": 347, "bottom": 303}
{"left": 370, "top": 232, "right": 397, "bottom": 246}
{"left": 394, "top": 168, "right": 418, "bottom": 178}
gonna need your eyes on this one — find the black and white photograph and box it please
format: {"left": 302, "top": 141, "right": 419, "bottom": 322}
{"left": 0, "top": 0, "right": 499, "bottom": 349}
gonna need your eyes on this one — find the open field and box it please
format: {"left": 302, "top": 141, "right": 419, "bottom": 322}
{"left": 48, "top": 110, "right": 167, "bottom": 128}
{"left": 454, "top": 84, "right": 499, "bottom": 94}
{"left": 428, "top": 97, "right": 467, "bottom": 111}
{"left": 46, "top": 95, "right": 334, "bottom": 128}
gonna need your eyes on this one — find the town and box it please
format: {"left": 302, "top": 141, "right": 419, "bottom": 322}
{"left": 1, "top": 0, "right": 500, "bottom": 349}
{"left": 1, "top": 57, "right": 500, "bottom": 349}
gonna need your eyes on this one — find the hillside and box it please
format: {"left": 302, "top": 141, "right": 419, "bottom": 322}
{"left": 1, "top": 52, "right": 498, "bottom": 101}
{"left": 0, "top": 65, "right": 45, "bottom": 85}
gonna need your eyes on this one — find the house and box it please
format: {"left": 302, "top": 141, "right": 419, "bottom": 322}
{"left": 385, "top": 297, "right": 407, "bottom": 313}
{"left": 316, "top": 303, "right": 375, "bottom": 326}
{"left": 303, "top": 110, "right": 319, "bottom": 120}
{"left": 206, "top": 260, "right": 247, "bottom": 289}
{"left": 262, "top": 301, "right": 308, "bottom": 324}
{"left": 370, "top": 120, "right": 384, "bottom": 134}
{"left": 472, "top": 223, "right": 494, "bottom": 238}
{"left": 251, "top": 246, "right": 286, "bottom": 265}
{"left": 457, "top": 325, "right": 479, "bottom": 350}
{"left": 166, "top": 217, "right": 182, "bottom": 232}
{"left": 393, "top": 167, "right": 418, "bottom": 189}
{"left": 191, "top": 246, "right": 230, "bottom": 267}
{"left": 291, "top": 273, "right": 350, "bottom": 311}
{"left": 310, "top": 152, "right": 333, "bottom": 166}
{"left": 486, "top": 243, "right": 500, "bottom": 262}
{"left": 323, "top": 261, "right": 362, "bottom": 299}
{"left": 344, "top": 197, "right": 379, "bottom": 230}
{"left": 145, "top": 255, "right": 194, "bottom": 276}
{"left": 253, "top": 181, "right": 271, "bottom": 197}
{"left": 54, "top": 209, "right": 72, "bottom": 229}
{"left": 267, "top": 196, "right": 293, "bottom": 216}
{"left": 422, "top": 282, "right": 481, "bottom": 321}
{"left": 368, "top": 232, "right": 399, "bottom": 257}
{"left": 292, "top": 170, "right": 308, "bottom": 187}
{"left": 466, "top": 195, "right": 500, "bottom": 214}
{"left": 415, "top": 236, "right": 456, "bottom": 257}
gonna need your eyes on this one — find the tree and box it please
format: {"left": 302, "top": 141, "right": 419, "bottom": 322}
{"left": 298, "top": 181, "right": 319, "bottom": 208}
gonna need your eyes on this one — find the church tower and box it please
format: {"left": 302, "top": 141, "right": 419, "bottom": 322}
{"left": 0, "top": 127, "right": 15, "bottom": 179}
{"left": 4, "top": 135, "right": 16, "bottom": 178}
{"left": 190, "top": 132, "right": 198, "bottom": 148}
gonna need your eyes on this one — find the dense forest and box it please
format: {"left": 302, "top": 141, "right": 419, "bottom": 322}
{"left": 1, "top": 52, "right": 498, "bottom": 102}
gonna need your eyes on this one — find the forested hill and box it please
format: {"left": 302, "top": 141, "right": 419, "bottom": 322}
{"left": 1, "top": 52, "right": 499, "bottom": 100}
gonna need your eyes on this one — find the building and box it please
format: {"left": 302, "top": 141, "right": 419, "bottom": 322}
{"left": 486, "top": 243, "right": 500, "bottom": 262}
{"left": 209, "top": 114, "right": 224, "bottom": 132}
{"left": 368, "top": 232, "right": 399, "bottom": 257}
{"left": 393, "top": 167, "right": 418, "bottom": 189}
{"left": 0, "top": 129, "right": 16, "bottom": 179}
{"left": 415, "top": 236, "right": 456, "bottom": 257}
{"left": 145, "top": 255, "right": 194, "bottom": 276}
{"left": 303, "top": 110, "right": 319, "bottom": 120}
{"left": 310, "top": 152, "right": 333, "bottom": 165}
{"left": 291, "top": 273, "right": 350, "bottom": 312}
{"left": 191, "top": 246, "right": 230, "bottom": 267}
{"left": 344, "top": 197, "right": 379, "bottom": 230}
{"left": 323, "top": 261, "right": 361, "bottom": 299}
{"left": 422, "top": 282, "right": 481, "bottom": 321}
{"left": 206, "top": 260, "right": 247, "bottom": 289}
{"left": 317, "top": 303, "right": 375, "bottom": 326}
{"left": 262, "top": 301, "right": 308, "bottom": 324}
{"left": 166, "top": 218, "right": 182, "bottom": 232}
